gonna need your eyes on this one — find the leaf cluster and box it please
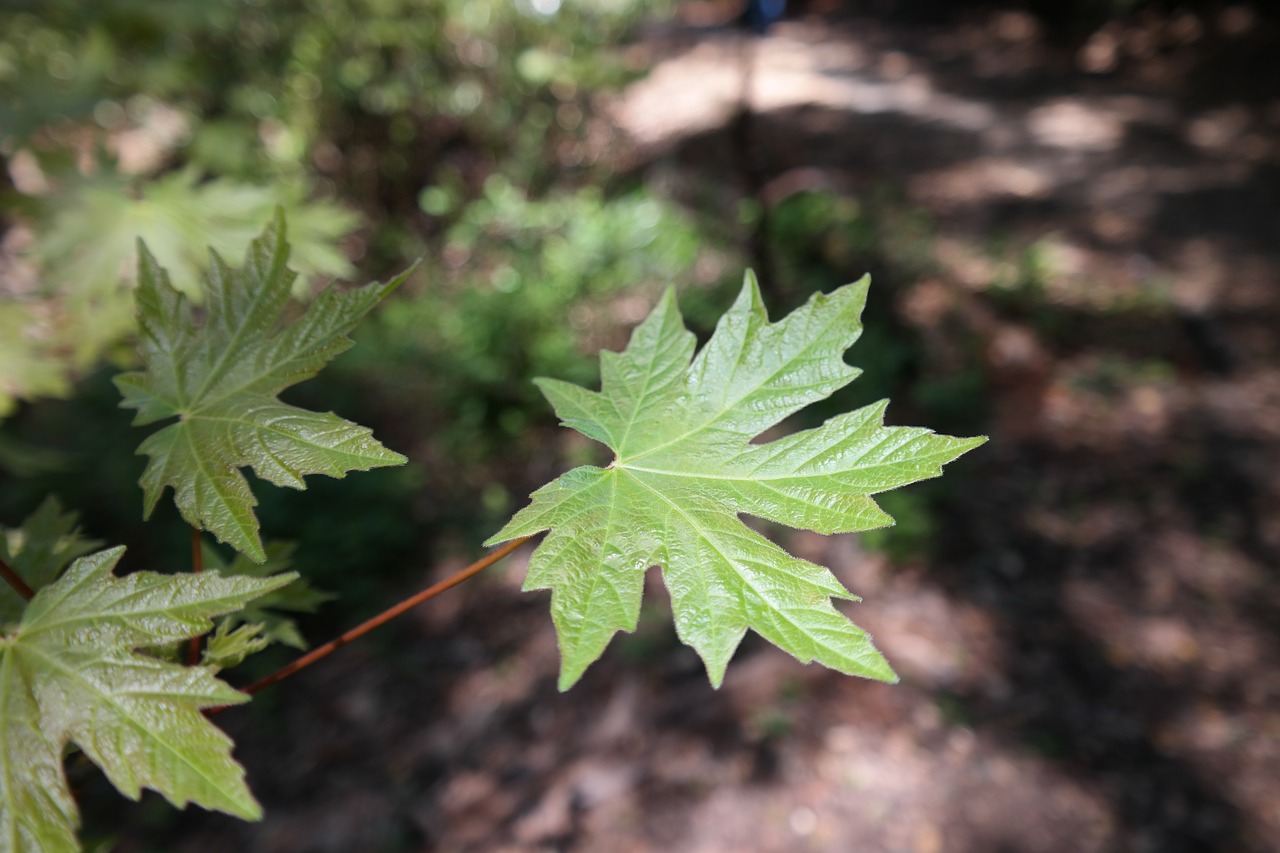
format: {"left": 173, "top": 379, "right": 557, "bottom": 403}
{"left": 0, "top": 215, "right": 985, "bottom": 853}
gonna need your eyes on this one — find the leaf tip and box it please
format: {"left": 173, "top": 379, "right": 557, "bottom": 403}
{"left": 249, "top": 205, "right": 291, "bottom": 268}
{"left": 77, "top": 545, "right": 127, "bottom": 580}
{"left": 135, "top": 235, "right": 157, "bottom": 267}
{"left": 554, "top": 643, "right": 595, "bottom": 690}
{"left": 736, "top": 268, "right": 766, "bottom": 315}
{"left": 656, "top": 284, "right": 679, "bottom": 310}
{"left": 850, "top": 638, "right": 899, "bottom": 684}
{"left": 218, "top": 527, "right": 267, "bottom": 565}
{"left": 255, "top": 569, "right": 300, "bottom": 598}
{"left": 698, "top": 644, "right": 736, "bottom": 688}
{"left": 383, "top": 258, "right": 422, "bottom": 296}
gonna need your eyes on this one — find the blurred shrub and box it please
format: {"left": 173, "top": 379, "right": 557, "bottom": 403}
{"left": 343, "top": 180, "right": 704, "bottom": 468}
{"left": 0, "top": 0, "right": 667, "bottom": 418}
{"left": 0, "top": 0, "right": 659, "bottom": 197}
{"left": 0, "top": 1, "right": 232, "bottom": 145}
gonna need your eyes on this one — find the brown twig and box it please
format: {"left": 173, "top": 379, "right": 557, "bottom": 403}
{"left": 206, "top": 535, "right": 532, "bottom": 715}
{"left": 188, "top": 528, "right": 204, "bottom": 666}
{"left": 0, "top": 556, "right": 34, "bottom": 601}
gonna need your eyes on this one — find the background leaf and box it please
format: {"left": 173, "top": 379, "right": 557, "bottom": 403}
{"left": 201, "top": 540, "right": 331, "bottom": 652}
{"left": 0, "top": 302, "right": 73, "bottom": 419}
{"left": 0, "top": 497, "right": 102, "bottom": 625}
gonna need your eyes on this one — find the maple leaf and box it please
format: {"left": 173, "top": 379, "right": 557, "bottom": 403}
{"left": 201, "top": 540, "right": 332, "bottom": 652}
{"left": 488, "top": 273, "right": 986, "bottom": 689}
{"left": 115, "top": 211, "right": 411, "bottom": 561}
{"left": 31, "top": 170, "right": 360, "bottom": 309}
{"left": 0, "top": 497, "right": 102, "bottom": 624}
{"left": 0, "top": 547, "right": 294, "bottom": 853}
{"left": 16, "top": 169, "right": 361, "bottom": 384}
{"left": 201, "top": 620, "right": 271, "bottom": 672}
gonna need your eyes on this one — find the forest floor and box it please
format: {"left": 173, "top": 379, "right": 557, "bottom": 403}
{"left": 108, "top": 6, "right": 1280, "bottom": 852}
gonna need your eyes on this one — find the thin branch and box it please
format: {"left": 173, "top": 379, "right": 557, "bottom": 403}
{"left": 0, "top": 556, "right": 34, "bottom": 601}
{"left": 188, "top": 528, "right": 204, "bottom": 666}
{"left": 207, "top": 535, "right": 532, "bottom": 715}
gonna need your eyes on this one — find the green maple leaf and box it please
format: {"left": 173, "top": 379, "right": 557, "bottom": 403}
{"left": 201, "top": 620, "right": 271, "bottom": 672}
{"left": 0, "top": 547, "right": 294, "bottom": 853}
{"left": 202, "top": 540, "right": 332, "bottom": 652}
{"left": 115, "top": 211, "right": 411, "bottom": 561}
{"left": 488, "top": 273, "right": 986, "bottom": 689}
{"left": 0, "top": 497, "right": 102, "bottom": 624}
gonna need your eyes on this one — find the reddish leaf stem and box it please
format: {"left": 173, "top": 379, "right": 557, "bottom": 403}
{"left": 188, "top": 528, "right": 204, "bottom": 666}
{"left": 0, "top": 556, "right": 34, "bottom": 601}
{"left": 207, "top": 535, "right": 532, "bottom": 715}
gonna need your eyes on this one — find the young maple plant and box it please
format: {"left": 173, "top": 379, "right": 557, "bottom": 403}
{"left": 0, "top": 213, "right": 984, "bottom": 852}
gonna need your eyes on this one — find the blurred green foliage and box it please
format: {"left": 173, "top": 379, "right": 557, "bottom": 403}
{"left": 429, "top": 176, "right": 701, "bottom": 394}
{"left": 340, "top": 178, "right": 709, "bottom": 528}
{"left": 0, "top": 0, "right": 663, "bottom": 418}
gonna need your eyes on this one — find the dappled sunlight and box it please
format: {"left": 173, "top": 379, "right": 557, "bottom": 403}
{"left": 1061, "top": 527, "right": 1280, "bottom": 844}
{"left": 611, "top": 8, "right": 1280, "bottom": 329}
{"left": 679, "top": 711, "right": 1117, "bottom": 852}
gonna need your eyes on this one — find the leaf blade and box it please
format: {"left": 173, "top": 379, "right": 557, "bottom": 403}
{"left": 116, "top": 212, "right": 409, "bottom": 560}
{"left": 492, "top": 273, "right": 986, "bottom": 688}
{"left": 0, "top": 546, "right": 292, "bottom": 846}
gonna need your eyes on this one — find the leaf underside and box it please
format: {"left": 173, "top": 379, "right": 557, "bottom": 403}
{"left": 489, "top": 273, "right": 986, "bottom": 689}
{"left": 115, "top": 210, "right": 411, "bottom": 561}
{"left": 0, "top": 548, "right": 294, "bottom": 852}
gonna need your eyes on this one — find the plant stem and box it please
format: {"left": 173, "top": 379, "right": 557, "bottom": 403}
{"left": 0, "top": 556, "right": 34, "bottom": 601}
{"left": 188, "top": 528, "right": 204, "bottom": 666}
{"left": 207, "top": 535, "right": 532, "bottom": 714}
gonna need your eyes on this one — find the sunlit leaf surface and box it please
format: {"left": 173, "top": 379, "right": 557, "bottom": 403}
{"left": 0, "top": 548, "right": 293, "bottom": 852}
{"left": 115, "top": 212, "right": 410, "bottom": 560}
{"left": 490, "top": 273, "right": 986, "bottom": 688}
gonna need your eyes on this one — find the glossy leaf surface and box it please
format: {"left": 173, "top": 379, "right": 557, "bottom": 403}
{"left": 115, "top": 211, "right": 410, "bottom": 561}
{"left": 0, "top": 548, "right": 293, "bottom": 852}
{"left": 490, "top": 274, "right": 986, "bottom": 689}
